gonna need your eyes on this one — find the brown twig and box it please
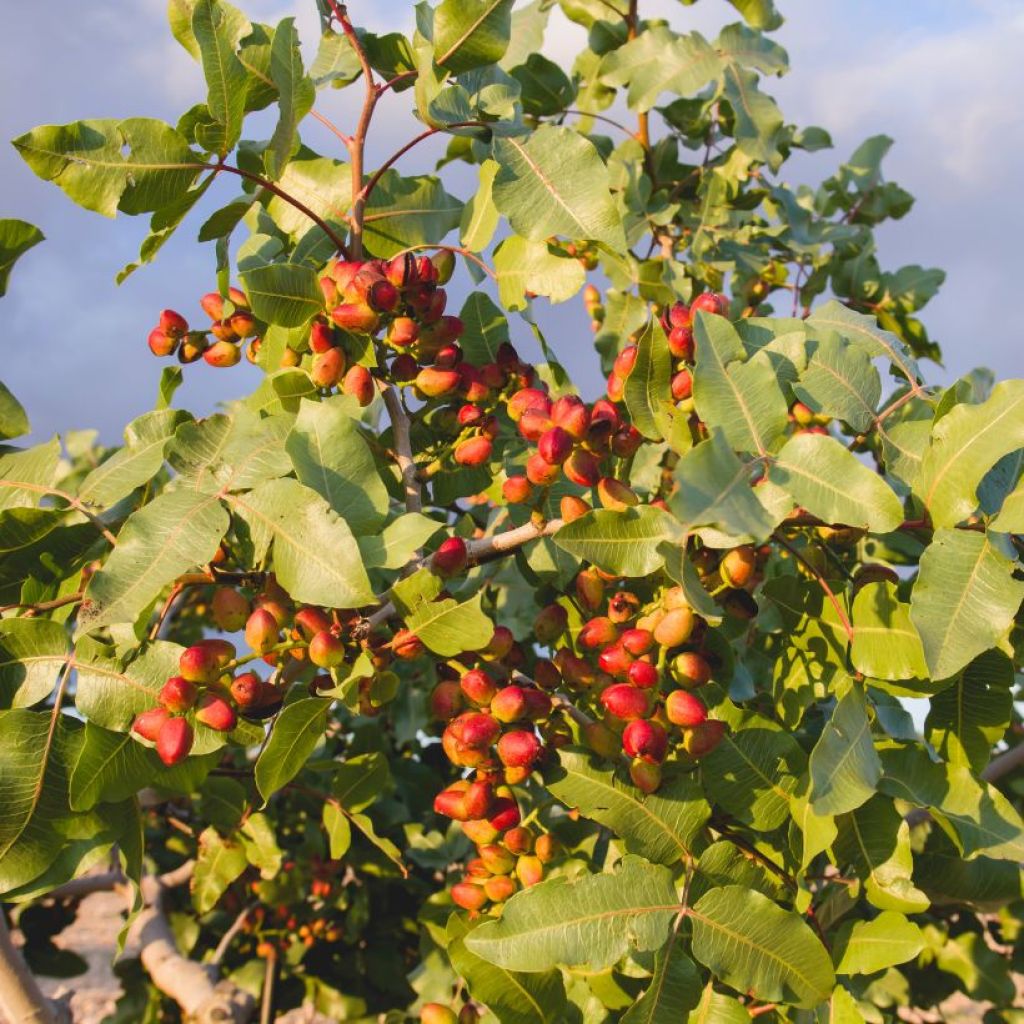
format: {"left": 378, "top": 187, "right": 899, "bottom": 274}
{"left": 326, "top": 0, "right": 376, "bottom": 259}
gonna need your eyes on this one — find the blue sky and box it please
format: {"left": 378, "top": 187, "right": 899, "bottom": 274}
{"left": 2, "top": 0, "right": 1021, "bottom": 444}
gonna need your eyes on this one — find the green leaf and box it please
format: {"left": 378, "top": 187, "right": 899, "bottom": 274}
{"left": 935, "top": 931, "right": 1016, "bottom": 1004}
{"left": 0, "top": 219, "right": 44, "bottom": 297}
{"left": 990, "top": 471, "right": 1024, "bottom": 531}
{"left": 494, "top": 236, "right": 585, "bottom": 311}
{"left": 850, "top": 582, "right": 928, "bottom": 683}
{"left": 769, "top": 433, "right": 903, "bottom": 533}
{"left": 722, "top": 64, "right": 782, "bottom": 163}
{"left": 0, "top": 618, "right": 68, "bottom": 709}
{"left": 623, "top": 319, "right": 673, "bottom": 441}
{"left": 191, "top": 0, "right": 248, "bottom": 154}
{"left": 833, "top": 796, "right": 929, "bottom": 913}
{"left": 239, "top": 812, "right": 282, "bottom": 878}
{"left": 331, "top": 752, "right": 389, "bottom": 813}
{"left": 449, "top": 913, "right": 567, "bottom": 1024}
{"left": 599, "top": 27, "right": 721, "bottom": 112}
{"left": 794, "top": 334, "right": 881, "bottom": 434}
{"left": 553, "top": 507, "right": 681, "bottom": 577}
{"left": 433, "top": 0, "right": 514, "bottom": 75}
{"left": 459, "top": 291, "right": 509, "bottom": 365}
{"left": 809, "top": 684, "right": 881, "bottom": 815}
{"left": 916, "top": 379, "right": 1024, "bottom": 529}
{"left": 0, "top": 381, "right": 29, "bottom": 441}
{"left": 286, "top": 397, "right": 388, "bottom": 534}
{"left": 465, "top": 855, "right": 679, "bottom": 972}
{"left": 322, "top": 802, "right": 351, "bottom": 859}
{"left": 265, "top": 18, "right": 315, "bottom": 179}
{"left": 491, "top": 126, "right": 625, "bottom": 250}
{"left": 77, "top": 409, "right": 188, "bottom": 507}
{"left": 238, "top": 263, "right": 323, "bottom": 328}
{"left": 347, "top": 811, "right": 405, "bottom": 873}
{"left": 546, "top": 749, "right": 708, "bottom": 864}
{"left": 405, "top": 592, "right": 493, "bottom": 656}
{"left": 669, "top": 430, "right": 778, "bottom": 541}
{"left": 879, "top": 746, "right": 1024, "bottom": 862}
{"left": 460, "top": 158, "right": 500, "bottom": 251}
{"left": 622, "top": 931, "right": 702, "bottom": 1024}
{"left": 68, "top": 722, "right": 157, "bottom": 811}
{"left": 192, "top": 826, "right": 247, "bottom": 913}
{"left": 13, "top": 118, "right": 202, "bottom": 218}
{"left": 924, "top": 650, "right": 1013, "bottom": 773}
{"left": 363, "top": 171, "right": 463, "bottom": 259}
{"left": 716, "top": 23, "right": 787, "bottom": 72}
{"left": 910, "top": 529, "right": 1024, "bottom": 681}
{"left": 832, "top": 911, "right": 923, "bottom": 976}
{"left": 702, "top": 721, "right": 805, "bottom": 830}
{"left": 805, "top": 299, "right": 920, "bottom": 387}
{"left": 357, "top": 513, "right": 444, "bottom": 570}
{"left": 229, "top": 478, "right": 374, "bottom": 609}
{"left": 264, "top": 151, "right": 351, "bottom": 237}
{"left": 692, "top": 313, "right": 788, "bottom": 456}
{"left": 0, "top": 710, "right": 77, "bottom": 894}
{"left": 726, "top": 0, "right": 784, "bottom": 30}
{"left": 254, "top": 697, "right": 329, "bottom": 803}
{"left": 0, "top": 438, "right": 61, "bottom": 512}
{"left": 511, "top": 53, "right": 575, "bottom": 116}
{"left": 689, "top": 885, "right": 835, "bottom": 1009}
{"left": 78, "top": 491, "right": 227, "bottom": 633}
{"left": 687, "top": 985, "right": 750, "bottom": 1023}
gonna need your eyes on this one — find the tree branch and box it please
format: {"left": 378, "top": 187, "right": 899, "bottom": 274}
{"left": 0, "top": 912, "right": 70, "bottom": 1024}
{"left": 380, "top": 384, "right": 423, "bottom": 514}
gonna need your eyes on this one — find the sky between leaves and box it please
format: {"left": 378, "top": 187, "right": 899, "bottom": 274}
{"left": 1, "top": 0, "right": 1021, "bottom": 445}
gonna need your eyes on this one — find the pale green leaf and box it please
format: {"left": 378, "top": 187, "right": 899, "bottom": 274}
{"left": 916, "top": 379, "right": 1024, "bottom": 529}
{"left": 624, "top": 319, "right": 673, "bottom": 441}
{"left": 924, "top": 650, "right": 1014, "bottom": 773}
{"left": 553, "top": 507, "right": 681, "bottom": 577}
{"left": 494, "top": 235, "right": 585, "bottom": 311}
{"left": 809, "top": 684, "right": 881, "bottom": 815}
{"left": 832, "top": 911, "right": 923, "bottom": 976}
{"left": 910, "top": 529, "right": 1024, "bottom": 681}
{"left": 689, "top": 885, "right": 835, "bottom": 1009}
{"left": 448, "top": 914, "right": 567, "bottom": 1024}
{"left": 363, "top": 171, "right": 463, "bottom": 259}
{"left": 266, "top": 18, "right": 315, "bottom": 180}
{"left": 254, "top": 697, "right": 329, "bottom": 803}
{"left": 599, "top": 27, "right": 721, "bottom": 112}
{"left": 794, "top": 334, "right": 881, "bottom": 433}
{"left": 692, "top": 313, "right": 788, "bottom": 456}
{"left": 405, "top": 592, "right": 493, "bottom": 656}
{"left": 286, "top": 397, "right": 388, "bottom": 533}
{"left": 192, "top": 826, "right": 247, "bottom": 913}
{"left": 546, "top": 748, "right": 708, "bottom": 864}
{"left": 850, "top": 582, "right": 928, "bottom": 682}
{"left": 192, "top": 0, "right": 248, "bottom": 154}
{"left": 769, "top": 433, "right": 903, "bottom": 533}
{"left": 79, "top": 491, "right": 227, "bottom": 633}
{"left": 622, "top": 931, "right": 702, "bottom": 1024}
{"left": 0, "top": 219, "right": 44, "bottom": 297}
{"left": 12, "top": 119, "right": 201, "bottom": 218}
{"left": 0, "top": 618, "right": 68, "bottom": 710}
{"left": 669, "top": 430, "right": 778, "bottom": 541}
{"left": 434, "top": 0, "right": 514, "bottom": 75}
{"left": 239, "top": 263, "right": 323, "bottom": 328}
{"left": 465, "top": 855, "right": 679, "bottom": 972}
{"left": 229, "top": 478, "right": 374, "bottom": 609}
{"left": 491, "top": 126, "right": 625, "bottom": 250}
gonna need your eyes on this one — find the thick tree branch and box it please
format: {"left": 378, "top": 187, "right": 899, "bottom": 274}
{"left": 0, "top": 913, "right": 70, "bottom": 1024}
{"left": 381, "top": 384, "right": 423, "bottom": 514}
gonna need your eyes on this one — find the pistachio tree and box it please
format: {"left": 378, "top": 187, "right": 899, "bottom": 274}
{"left": 0, "top": 1, "right": 1021, "bottom": 1022}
